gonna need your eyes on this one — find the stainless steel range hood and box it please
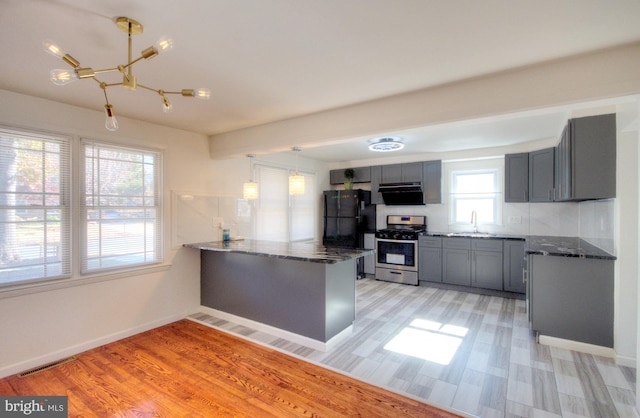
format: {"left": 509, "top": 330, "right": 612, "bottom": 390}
{"left": 378, "top": 182, "right": 424, "bottom": 205}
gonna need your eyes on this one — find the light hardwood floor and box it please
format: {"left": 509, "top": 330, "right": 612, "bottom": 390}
{"left": 0, "top": 319, "right": 461, "bottom": 417}
{"left": 191, "top": 278, "right": 637, "bottom": 417}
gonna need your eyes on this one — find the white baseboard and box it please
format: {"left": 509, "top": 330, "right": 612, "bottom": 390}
{"left": 195, "top": 306, "right": 353, "bottom": 352}
{"left": 0, "top": 313, "right": 186, "bottom": 379}
{"left": 615, "top": 354, "right": 637, "bottom": 368}
{"left": 538, "top": 335, "right": 616, "bottom": 358}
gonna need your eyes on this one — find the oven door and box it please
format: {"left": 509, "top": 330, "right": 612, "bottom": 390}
{"left": 375, "top": 238, "right": 418, "bottom": 272}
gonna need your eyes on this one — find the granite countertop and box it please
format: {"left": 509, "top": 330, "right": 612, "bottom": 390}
{"left": 184, "top": 239, "right": 374, "bottom": 264}
{"left": 423, "top": 232, "right": 615, "bottom": 260}
{"left": 525, "top": 236, "right": 616, "bottom": 260}
{"left": 425, "top": 232, "right": 525, "bottom": 240}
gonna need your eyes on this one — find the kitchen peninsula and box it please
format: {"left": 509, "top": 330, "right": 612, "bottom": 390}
{"left": 185, "top": 240, "right": 373, "bottom": 349}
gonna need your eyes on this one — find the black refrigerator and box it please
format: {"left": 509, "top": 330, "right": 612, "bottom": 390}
{"left": 322, "top": 189, "right": 376, "bottom": 249}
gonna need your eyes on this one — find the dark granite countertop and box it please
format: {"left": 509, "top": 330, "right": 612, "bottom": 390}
{"left": 525, "top": 236, "right": 616, "bottom": 260}
{"left": 184, "top": 239, "right": 374, "bottom": 264}
{"left": 422, "top": 233, "right": 615, "bottom": 260}
{"left": 425, "top": 232, "right": 525, "bottom": 241}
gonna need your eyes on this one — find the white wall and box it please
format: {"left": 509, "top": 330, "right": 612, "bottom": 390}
{"left": 0, "top": 90, "right": 212, "bottom": 377}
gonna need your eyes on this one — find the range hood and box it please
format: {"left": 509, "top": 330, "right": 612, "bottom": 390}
{"left": 378, "top": 182, "right": 424, "bottom": 205}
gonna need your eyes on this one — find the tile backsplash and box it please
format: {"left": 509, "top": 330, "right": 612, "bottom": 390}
{"left": 579, "top": 199, "right": 615, "bottom": 255}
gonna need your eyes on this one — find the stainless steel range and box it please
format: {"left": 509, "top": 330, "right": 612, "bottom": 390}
{"left": 375, "top": 215, "right": 427, "bottom": 285}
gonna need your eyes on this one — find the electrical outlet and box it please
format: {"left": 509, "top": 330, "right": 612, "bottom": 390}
{"left": 213, "top": 217, "right": 223, "bottom": 228}
{"left": 508, "top": 216, "right": 522, "bottom": 224}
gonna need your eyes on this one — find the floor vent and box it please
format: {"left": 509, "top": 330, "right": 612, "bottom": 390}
{"left": 17, "top": 356, "right": 77, "bottom": 378}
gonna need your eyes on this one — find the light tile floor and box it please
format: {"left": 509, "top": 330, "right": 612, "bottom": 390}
{"left": 190, "top": 278, "right": 636, "bottom": 417}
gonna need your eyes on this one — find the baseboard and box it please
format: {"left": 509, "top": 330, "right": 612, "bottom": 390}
{"left": 615, "top": 354, "right": 637, "bottom": 368}
{"left": 0, "top": 312, "right": 187, "bottom": 379}
{"left": 195, "top": 306, "right": 353, "bottom": 352}
{"left": 538, "top": 335, "right": 616, "bottom": 358}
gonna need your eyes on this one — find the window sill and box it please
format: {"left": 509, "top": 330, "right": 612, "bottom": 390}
{"left": 0, "top": 263, "right": 173, "bottom": 300}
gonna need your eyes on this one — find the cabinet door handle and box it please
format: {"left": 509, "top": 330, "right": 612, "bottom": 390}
{"left": 522, "top": 269, "right": 527, "bottom": 284}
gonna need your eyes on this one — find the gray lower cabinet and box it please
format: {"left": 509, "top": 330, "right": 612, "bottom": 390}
{"left": 418, "top": 236, "right": 442, "bottom": 283}
{"left": 503, "top": 240, "right": 526, "bottom": 293}
{"left": 529, "top": 254, "right": 614, "bottom": 347}
{"left": 363, "top": 233, "right": 376, "bottom": 276}
{"left": 471, "top": 239, "right": 503, "bottom": 290}
{"left": 442, "top": 238, "right": 471, "bottom": 286}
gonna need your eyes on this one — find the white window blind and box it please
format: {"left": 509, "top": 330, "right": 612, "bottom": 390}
{"left": 81, "top": 140, "right": 162, "bottom": 272}
{"left": 290, "top": 171, "right": 316, "bottom": 242}
{"left": 0, "top": 128, "right": 71, "bottom": 286}
{"left": 254, "top": 165, "right": 289, "bottom": 242}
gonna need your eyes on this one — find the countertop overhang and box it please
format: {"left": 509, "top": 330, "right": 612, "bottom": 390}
{"left": 184, "top": 239, "right": 374, "bottom": 264}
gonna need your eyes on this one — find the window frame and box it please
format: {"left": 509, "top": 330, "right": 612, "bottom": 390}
{"left": 0, "top": 126, "right": 72, "bottom": 287}
{"left": 79, "top": 138, "right": 164, "bottom": 274}
{"left": 446, "top": 159, "right": 503, "bottom": 228}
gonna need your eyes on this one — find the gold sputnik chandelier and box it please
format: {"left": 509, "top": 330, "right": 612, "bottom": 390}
{"left": 43, "top": 17, "right": 210, "bottom": 131}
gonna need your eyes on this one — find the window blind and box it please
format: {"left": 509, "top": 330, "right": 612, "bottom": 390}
{"left": 0, "top": 128, "right": 71, "bottom": 286}
{"left": 81, "top": 140, "right": 162, "bottom": 272}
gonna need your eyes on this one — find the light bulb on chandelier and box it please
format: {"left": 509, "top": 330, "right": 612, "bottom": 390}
{"left": 43, "top": 17, "right": 209, "bottom": 131}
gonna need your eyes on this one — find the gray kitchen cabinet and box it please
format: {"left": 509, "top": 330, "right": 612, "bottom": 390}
{"left": 363, "top": 233, "right": 376, "bottom": 276}
{"left": 555, "top": 113, "right": 616, "bottom": 201}
{"left": 423, "top": 160, "right": 442, "bottom": 204}
{"left": 370, "top": 165, "right": 383, "bottom": 204}
{"left": 471, "top": 239, "right": 503, "bottom": 290}
{"left": 529, "top": 254, "right": 614, "bottom": 347}
{"left": 381, "top": 164, "right": 403, "bottom": 182}
{"left": 329, "top": 167, "right": 371, "bottom": 185}
{"left": 442, "top": 238, "right": 471, "bottom": 286}
{"left": 504, "top": 153, "right": 528, "bottom": 202}
{"left": 419, "top": 236, "right": 442, "bottom": 283}
{"left": 529, "top": 147, "right": 555, "bottom": 202}
{"left": 503, "top": 240, "right": 526, "bottom": 293}
{"left": 381, "top": 162, "right": 423, "bottom": 183}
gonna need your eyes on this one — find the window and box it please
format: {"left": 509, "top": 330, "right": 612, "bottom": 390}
{"left": 448, "top": 163, "right": 501, "bottom": 226}
{"left": 0, "top": 128, "right": 71, "bottom": 285}
{"left": 81, "top": 140, "right": 162, "bottom": 272}
{"left": 253, "top": 164, "right": 316, "bottom": 242}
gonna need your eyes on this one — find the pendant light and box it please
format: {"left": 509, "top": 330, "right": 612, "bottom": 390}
{"left": 289, "top": 147, "right": 305, "bottom": 196}
{"left": 242, "top": 154, "right": 258, "bottom": 200}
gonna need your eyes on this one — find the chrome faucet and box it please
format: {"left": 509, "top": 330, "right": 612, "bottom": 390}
{"left": 471, "top": 211, "right": 478, "bottom": 233}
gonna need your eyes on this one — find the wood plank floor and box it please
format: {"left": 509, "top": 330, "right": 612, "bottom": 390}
{"left": 0, "top": 319, "right": 462, "bottom": 417}
{"left": 190, "top": 279, "right": 637, "bottom": 418}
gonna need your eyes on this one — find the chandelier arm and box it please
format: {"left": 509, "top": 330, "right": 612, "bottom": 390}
{"left": 102, "top": 82, "right": 124, "bottom": 88}
{"left": 136, "top": 84, "right": 161, "bottom": 94}
{"left": 91, "top": 67, "right": 121, "bottom": 75}
{"left": 120, "top": 55, "right": 146, "bottom": 70}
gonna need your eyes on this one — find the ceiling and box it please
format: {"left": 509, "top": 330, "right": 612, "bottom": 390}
{"left": 1, "top": 0, "right": 640, "bottom": 162}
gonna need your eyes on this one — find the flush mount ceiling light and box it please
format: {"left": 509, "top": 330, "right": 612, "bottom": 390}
{"left": 43, "top": 16, "right": 210, "bottom": 131}
{"left": 368, "top": 137, "right": 405, "bottom": 152}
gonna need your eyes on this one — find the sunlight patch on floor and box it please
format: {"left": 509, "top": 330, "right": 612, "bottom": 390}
{"left": 384, "top": 319, "right": 468, "bottom": 365}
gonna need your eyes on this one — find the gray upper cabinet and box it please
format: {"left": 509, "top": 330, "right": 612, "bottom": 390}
{"left": 381, "top": 162, "right": 422, "bottom": 183}
{"left": 329, "top": 167, "right": 371, "bottom": 185}
{"left": 370, "top": 165, "right": 383, "bottom": 204}
{"left": 504, "top": 153, "right": 528, "bottom": 202}
{"left": 556, "top": 113, "right": 616, "bottom": 201}
{"left": 528, "top": 148, "right": 555, "bottom": 202}
{"left": 423, "top": 160, "right": 442, "bottom": 204}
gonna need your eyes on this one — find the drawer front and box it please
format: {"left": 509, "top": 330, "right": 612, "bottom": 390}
{"left": 443, "top": 237, "right": 471, "bottom": 250}
{"left": 419, "top": 236, "right": 442, "bottom": 248}
{"left": 472, "top": 239, "right": 503, "bottom": 252}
